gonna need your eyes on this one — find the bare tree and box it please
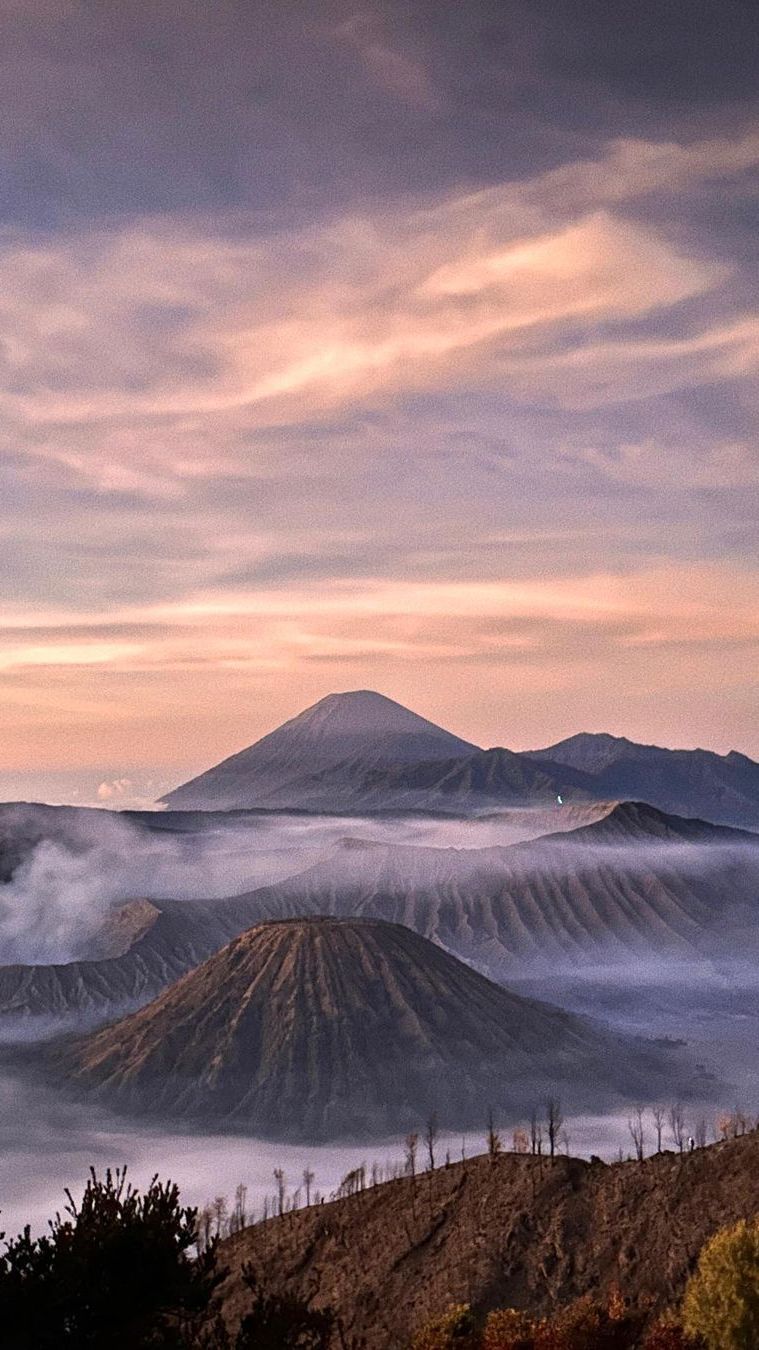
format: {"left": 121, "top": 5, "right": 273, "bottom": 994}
{"left": 230, "top": 1183, "right": 247, "bottom": 1234}
{"left": 211, "top": 1195, "right": 228, "bottom": 1238}
{"left": 197, "top": 1204, "right": 213, "bottom": 1254}
{"left": 651, "top": 1105, "right": 665, "bottom": 1153}
{"left": 337, "top": 1168, "right": 364, "bottom": 1199}
{"left": 717, "top": 1112, "right": 732, "bottom": 1140}
{"left": 404, "top": 1132, "right": 419, "bottom": 1180}
{"left": 425, "top": 1113, "right": 439, "bottom": 1171}
{"left": 486, "top": 1107, "right": 502, "bottom": 1160}
{"left": 529, "top": 1108, "right": 539, "bottom": 1156}
{"left": 273, "top": 1167, "right": 286, "bottom": 1216}
{"left": 512, "top": 1127, "right": 529, "bottom": 1154}
{"left": 546, "top": 1098, "right": 563, "bottom": 1159}
{"left": 628, "top": 1105, "right": 646, "bottom": 1161}
{"left": 669, "top": 1103, "right": 685, "bottom": 1154}
{"left": 302, "top": 1168, "right": 315, "bottom": 1207}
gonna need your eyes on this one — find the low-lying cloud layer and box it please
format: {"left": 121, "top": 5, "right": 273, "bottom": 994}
{"left": 1, "top": 802, "right": 756, "bottom": 967}
{"left": 0, "top": 803, "right": 568, "bottom": 963}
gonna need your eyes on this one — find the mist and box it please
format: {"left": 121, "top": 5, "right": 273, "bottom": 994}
{"left": 0, "top": 801, "right": 612, "bottom": 965}
{"left": 0, "top": 1062, "right": 726, "bottom": 1243}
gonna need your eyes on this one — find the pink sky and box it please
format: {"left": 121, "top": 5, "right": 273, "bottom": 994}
{"left": 1, "top": 4, "right": 758, "bottom": 804}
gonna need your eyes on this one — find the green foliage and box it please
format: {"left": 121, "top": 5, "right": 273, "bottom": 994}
{"left": 682, "top": 1217, "right": 759, "bottom": 1349}
{"left": 0, "top": 1167, "right": 222, "bottom": 1350}
{"left": 411, "top": 1302, "right": 479, "bottom": 1350}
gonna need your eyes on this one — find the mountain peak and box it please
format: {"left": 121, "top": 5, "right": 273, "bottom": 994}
{"left": 63, "top": 915, "right": 664, "bottom": 1138}
{"left": 161, "top": 691, "right": 477, "bottom": 811}
{"left": 284, "top": 689, "right": 452, "bottom": 738}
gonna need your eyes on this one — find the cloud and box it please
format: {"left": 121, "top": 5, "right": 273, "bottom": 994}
{"left": 0, "top": 119, "right": 758, "bottom": 783}
{"left": 336, "top": 13, "right": 440, "bottom": 109}
{"left": 0, "top": 147, "right": 741, "bottom": 498}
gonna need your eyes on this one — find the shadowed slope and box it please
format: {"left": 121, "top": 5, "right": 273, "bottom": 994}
{"left": 527, "top": 734, "right": 759, "bottom": 830}
{"left": 0, "top": 890, "right": 305, "bottom": 1025}
{"left": 61, "top": 917, "right": 679, "bottom": 1138}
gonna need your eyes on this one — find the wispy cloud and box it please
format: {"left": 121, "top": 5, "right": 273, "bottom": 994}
{"left": 0, "top": 133, "right": 750, "bottom": 499}
{"left": 1, "top": 117, "right": 757, "bottom": 781}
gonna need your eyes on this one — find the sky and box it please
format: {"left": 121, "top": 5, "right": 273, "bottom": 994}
{"left": 1, "top": 0, "right": 758, "bottom": 805}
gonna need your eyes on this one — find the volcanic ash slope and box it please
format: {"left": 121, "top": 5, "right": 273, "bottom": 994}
{"left": 62, "top": 917, "right": 688, "bottom": 1140}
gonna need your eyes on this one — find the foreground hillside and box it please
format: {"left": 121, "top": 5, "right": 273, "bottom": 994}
{"left": 60, "top": 917, "right": 677, "bottom": 1136}
{"left": 218, "top": 1133, "right": 759, "bottom": 1348}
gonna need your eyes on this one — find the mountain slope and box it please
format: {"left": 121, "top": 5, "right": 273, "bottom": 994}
{"left": 61, "top": 917, "right": 678, "bottom": 1138}
{"left": 7, "top": 802, "right": 757, "bottom": 1028}
{"left": 228, "top": 803, "right": 759, "bottom": 973}
{"left": 527, "top": 733, "right": 759, "bottom": 829}
{"left": 0, "top": 889, "right": 305, "bottom": 1025}
{"left": 339, "top": 745, "right": 585, "bottom": 813}
{"left": 217, "top": 1134, "right": 759, "bottom": 1349}
{"left": 161, "top": 691, "right": 477, "bottom": 811}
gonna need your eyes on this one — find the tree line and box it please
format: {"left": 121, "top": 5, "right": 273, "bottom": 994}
{"left": 197, "top": 1102, "right": 759, "bottom": 1246}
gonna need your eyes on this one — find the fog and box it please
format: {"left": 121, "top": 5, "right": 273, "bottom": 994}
{"left": 0, "top": 1063, "right": 696, "bottom": 1242}
{"left": 0, "top": 802, "right": 606, "bottom": 964}
{"left": 1, "top": 801, "right": 758, "bottom": 1244}
{"left": 1, "top": 801, "right": 755, "bottom": 966}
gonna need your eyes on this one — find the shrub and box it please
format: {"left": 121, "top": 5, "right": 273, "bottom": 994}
{"left": 682, "top": 1217, "right": 759, "bottom": 1350}
{"left": 641, "top": 1313, "right": 700, "bottom": 1349}
{"left": 533, "top": 1296, "right": 642, "bottom": 1349}
{"left": 411, "top": 1302, "right": 479, "bottom": 1350}
{"left": 0, "top": 1167, "right": 222, "bottom": 1349}
{"left": 482, "top": 1307, "right": 535, "bottom": 1349}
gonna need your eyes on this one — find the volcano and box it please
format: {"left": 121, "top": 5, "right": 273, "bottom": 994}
{"left": 160, "top": 690, "right": 478, "bottom": 811}
{"left": 63, "top": 916, "right": 684, "bottom": 1139}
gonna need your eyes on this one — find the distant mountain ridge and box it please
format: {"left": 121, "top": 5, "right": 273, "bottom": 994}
{"left": 160, "top": 691, "right": 759, "bottom": 827}
{"left": 527, "top": 732, "right": 759, "bottom": 830}
{"left": 60, "top": 916, "right": 683, "bottom": 1138}
{"left": 0, "top": 890, "right": 304, "bottom": 1024}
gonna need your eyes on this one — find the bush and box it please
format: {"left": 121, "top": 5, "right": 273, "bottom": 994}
{"left": 682, "top": 1217, "right": 759, "bottom": 1350}
{"left": 641, "top": 1313, "right": 700, "bottom": 1349}
{"left": 482, "top": 1307, "right": 535, "bottom": 1349}
{"left": 0, "top": 1168, "right": 222, "bottom": 1350}
{"left": 532, "top": 1295, "right": 642, "bottom": 1349}
{"left": 534, "top": 1297, "right": 604, "bottom": 1350}
{"left": 411, "top": 1302, "right": 479, "bottom": 1350}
